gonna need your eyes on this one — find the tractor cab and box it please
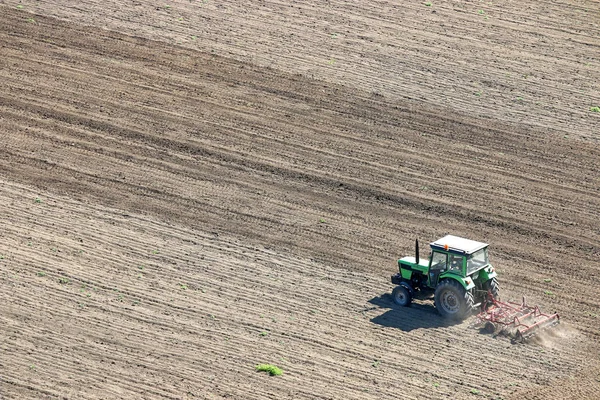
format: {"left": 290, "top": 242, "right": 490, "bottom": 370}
{"left": 428, "top": 235, "right": 490, "bottom": 284}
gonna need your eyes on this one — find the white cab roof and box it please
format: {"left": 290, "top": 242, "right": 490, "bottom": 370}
{"left": 430, "top": 235, "right": 488, "bottom": 254}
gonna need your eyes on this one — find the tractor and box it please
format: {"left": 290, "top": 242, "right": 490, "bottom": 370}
{"left": 391, "top": 235, "right": 499, "bottom": 320}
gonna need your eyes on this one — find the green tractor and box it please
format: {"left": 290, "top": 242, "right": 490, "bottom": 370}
{"left": 391, "top": 235, "right": 499, "bottom": 320}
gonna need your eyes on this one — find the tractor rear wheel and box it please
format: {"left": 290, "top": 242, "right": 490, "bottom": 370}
{"left": 485, "top": 277, "right": 500, "bottom": 299}
{"left": 434, "top": 279, "right": 474, "bottom": 320}
{"left": 392, "top": 285, "right": 412, "bottom": 307}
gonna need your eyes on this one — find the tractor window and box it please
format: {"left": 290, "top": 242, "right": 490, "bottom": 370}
{"left": 449, "top": 254, "right": 463, "bottom": 273}
{"left": 431, "top": 252, "right": 447, "bottom": 270}
{"left": 467, "top": 248, "right": 489, "bottom": 275}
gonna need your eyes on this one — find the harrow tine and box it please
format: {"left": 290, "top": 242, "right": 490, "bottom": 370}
{"left": 515, "top": 313, "right": 560, "bottom": 342}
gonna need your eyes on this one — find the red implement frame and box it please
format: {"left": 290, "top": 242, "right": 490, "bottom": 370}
{"left": 474, "top": 295, "right": 560, "bottom": 341}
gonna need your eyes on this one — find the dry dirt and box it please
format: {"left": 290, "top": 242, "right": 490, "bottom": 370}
{"left": 1, "top": 1, "right": 599, "bottom": 399}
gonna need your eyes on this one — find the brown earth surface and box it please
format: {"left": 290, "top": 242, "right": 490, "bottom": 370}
{"left": 1, "top": 1, "right": 600, "bottom": 399}
{"left": 5, "top": 0, "right": 600, "bottom": 139}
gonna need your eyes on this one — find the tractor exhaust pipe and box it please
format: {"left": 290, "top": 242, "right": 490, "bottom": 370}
{"left": 415, "top": 239, "right": 419, "bottom": 264}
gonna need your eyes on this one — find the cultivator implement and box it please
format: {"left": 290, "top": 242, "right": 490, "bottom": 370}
{"left": 474, "top": 295, "right": 559, "bottom": 342}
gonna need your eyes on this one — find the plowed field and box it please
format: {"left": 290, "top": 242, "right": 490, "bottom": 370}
{"left": 1, "top": 1, "right": 599, "bottom": 399}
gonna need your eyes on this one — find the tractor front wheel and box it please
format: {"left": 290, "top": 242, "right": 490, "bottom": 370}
{"left": 392, "top": 285, "right": 412, "bottom": 307}
{"left": 434, "top": 279, "right": 474, "bottom": 320}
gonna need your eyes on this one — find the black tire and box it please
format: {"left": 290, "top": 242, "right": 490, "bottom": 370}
{"left": 484, "top": 277, "right": 500, "bottom": 299}
{"left": 434, "top": 279, "right": 474, "bottom": 320}
{"left": 392, "top": 285, "right": 412, "bottom": 307}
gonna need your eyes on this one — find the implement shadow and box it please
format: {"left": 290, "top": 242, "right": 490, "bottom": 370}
{"left": 367, "top": 293, "right": 459, "bottom": 332}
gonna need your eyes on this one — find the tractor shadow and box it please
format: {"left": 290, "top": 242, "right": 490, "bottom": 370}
{"left": 367, "top": 293, "right": 460, "bottom": 332}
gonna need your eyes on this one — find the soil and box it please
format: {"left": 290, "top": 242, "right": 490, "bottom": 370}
{"left": 1, "top": 1, "right": 599, "bottom": 399}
